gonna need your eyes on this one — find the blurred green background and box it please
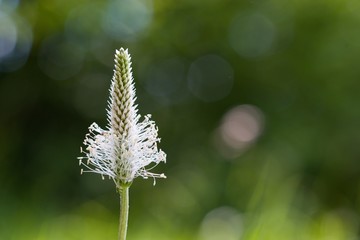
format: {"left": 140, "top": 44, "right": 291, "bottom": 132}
{"left": 1, "top": 0, "right": 360, "bottom": 239}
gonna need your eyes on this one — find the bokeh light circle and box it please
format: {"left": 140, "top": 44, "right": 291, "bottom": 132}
{"left": 0, "top": 13, "right": 17, "bottom": 59}
{"left": 38, "top": 35, "right": 85, "bottom": 80}
{"left": 102, "top": 0, "right": 153, "bottom": 41}
{"left": 140, "top": 58, "right": 189, "bottom": 105}
{"left": 215, "top": 104, "right": 265, "bottom": 158}
{"left": 199, "top": 206, "right": 243, "bottom": 240}
{"left": 187, "top": 54, "right": 234, "bottom": 102}
{"left": 229, "top": 11, "right": 276, "bottom": 59}
{"left": 0, "top": 12, "right": 33, "bottom": 72}
{"left": 0, "top": 0, "right": 20, "bottom": 13}
{"left": 65, "top": 3, "right": 105, "bottom": 44}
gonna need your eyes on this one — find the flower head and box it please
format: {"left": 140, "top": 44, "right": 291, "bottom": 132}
{"left": 78, "top": 48, "right": 166, "bottom": 188}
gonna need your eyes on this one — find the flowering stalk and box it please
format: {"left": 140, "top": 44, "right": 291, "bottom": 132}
{"left": 78, "top": 48, "right": 166, "bottom": 240}
{"left": 118, "top": 185, "right": 129, "bottom": 240}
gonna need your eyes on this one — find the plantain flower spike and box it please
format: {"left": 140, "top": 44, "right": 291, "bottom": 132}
{"left": 78, "top": 48, "right": 166, "bottom": 188}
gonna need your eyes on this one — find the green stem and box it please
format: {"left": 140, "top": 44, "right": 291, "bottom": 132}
{"left": 118, "top": 185, "right": 130, "bottom": 240}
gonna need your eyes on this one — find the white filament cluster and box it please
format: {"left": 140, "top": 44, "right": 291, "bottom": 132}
{"left": 78, "top": 48, "right": 166, "bottom": 187}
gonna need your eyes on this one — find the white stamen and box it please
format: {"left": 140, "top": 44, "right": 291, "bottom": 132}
{"left": 79, "top": 48, "right": 166, "bottom": 188}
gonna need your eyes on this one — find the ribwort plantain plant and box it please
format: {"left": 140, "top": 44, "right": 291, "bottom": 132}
{"left": 78, "top": 48, "right": 166, "bottom": 240}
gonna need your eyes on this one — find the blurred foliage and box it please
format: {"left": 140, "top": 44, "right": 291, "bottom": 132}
{"left": 1, "top": 0, "right": 360, "bottom": 239}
